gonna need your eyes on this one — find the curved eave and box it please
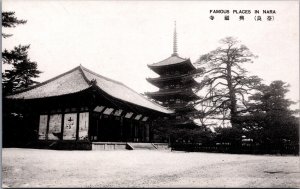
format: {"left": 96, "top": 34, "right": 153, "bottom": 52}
{"left": 174, "top": 106, "right": 197, "bottom": 113}
{"left": 92, "top": 85, "right": 174, "bottom": 115}
{"left": 146, "top": 74, "right": 196, "bottom": 83}
{"left": 145, "top": 90, "right": 200, "bottom": 99}
{"left": 5, "top": 86, "right": 93, "bottom": 101}
{"left": 148, "top": 55, "right": 188, "bottom": 66}
{"left": 148, "top": 58, "right": 190, "bottom": 67}
{"left": 147, "top": 59, "right": 196, "bottom": 75}
{"left": 147, "top": 80, "right": 198, "bottom": 89}
{"left": 81, "top": 66, "right": 174, "bottom": 115}
{"left": 148, "top": 59, "right": 195, "bottom": 69}
{"left": 167, "top": 119, "right": 196, "bottom": 126}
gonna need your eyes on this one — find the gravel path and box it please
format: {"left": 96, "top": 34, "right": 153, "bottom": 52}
{"left": 2, "top": 148, "right": 300, "bottom": 188}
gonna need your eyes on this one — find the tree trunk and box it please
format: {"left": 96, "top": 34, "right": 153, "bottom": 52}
{"left": 226, "top": 63, "right": 238, "bottom": 128}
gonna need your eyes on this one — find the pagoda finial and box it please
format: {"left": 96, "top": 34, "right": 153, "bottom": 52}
{"left": 172, "top": 21, "right": 178, "bottom": 56}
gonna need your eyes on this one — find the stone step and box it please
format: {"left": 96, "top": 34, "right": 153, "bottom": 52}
{"left": 152, "top": 143, "right": 170, "bottom": 150}
{"left": 127, "top": 143, "right": 157, "bottom": 150}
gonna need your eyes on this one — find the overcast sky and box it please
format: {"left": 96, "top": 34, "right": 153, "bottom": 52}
{"left": 2, "top": 0, "right": 299, "bottom": 107}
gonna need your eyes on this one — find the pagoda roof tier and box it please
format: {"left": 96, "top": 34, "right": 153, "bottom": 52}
{"left": 168, "top": 103, "right": 197, "bottom": 112}
{"left": 146, "top": 69, "right": 202, "bottom": 88}
{"left": 145, "top": 95, "right": 199, "bottom": 102}
{"left": 166, "top": 118, "right": 197, "bottom": 126}
{"left": 147, "top": 71, "right": 194, "bottom": 82}
{"left": 149, "top": 87, "right": 195, "bottom": 95}
{"left": 147, "top": 78, "right": 198, "bottom": 88}
{"left": 150, "top": 55, "right": 187, "bottom": 67}
{"left": 147, "top": 55, "right": 196, "bottom": 75}
{"left": 145, "top": 89, "right": 200, "bottom": 101}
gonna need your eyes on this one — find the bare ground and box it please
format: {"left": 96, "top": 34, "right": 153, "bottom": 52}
{"left": 2, "top": 148, "right": 300, "bottom": 188}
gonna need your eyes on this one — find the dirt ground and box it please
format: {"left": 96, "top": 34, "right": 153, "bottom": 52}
{"left": 2, "top": 148, "right": 300, "bottom": 188}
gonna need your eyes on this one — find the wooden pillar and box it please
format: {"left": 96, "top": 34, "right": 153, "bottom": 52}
{"left": 135, "top": 123, "right": 138, "bottom": 142}
{"left": 76, "top": 111, "right": 80, "bottom": 141}
{"left": 61, "top": 110, "right": 65, "bottom": 140}
{"left": 120, "top": 117, "right": 123, "bottom": 141}
{"left": 45, "top": 113, "right": 50, "bottom": 141}
{"left": 130, "top": 120, "right": 133, "bottom": 141}
{"left": 149, "top": 121, "right": 153, "bottom": 142}
{"left": 145, "top": 124, "right": 150, "bottom": 142}
{"left": 88, "top": 110, "right": 93, "bottom": 141}
{"left": 142, "top": 123, "right": 145, "bottom": 142}
{"left": 97, "top": 115, "right": 102, "bottom": 141}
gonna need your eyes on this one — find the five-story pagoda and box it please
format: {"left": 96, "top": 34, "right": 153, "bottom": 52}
{"left": 145, "top": 22, "right": 200, "bottom": 123}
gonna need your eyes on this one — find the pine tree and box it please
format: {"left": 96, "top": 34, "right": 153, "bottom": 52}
{"left": 240, "top": 80, "right": 299, "bottom": 145}
{"left": 2, "top": 11, "right": 41, "bottom": 95}
{"left": 195, "top": 37, "right": 261, "bottom": 128}
{"left": 2, "top": 11, "right": 26, "bottom": 38}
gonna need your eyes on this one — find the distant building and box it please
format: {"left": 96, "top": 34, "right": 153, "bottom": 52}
{"left": 3, "top": 65, "right": 173, "bottom": 149}
{"left": 145, "top": 22, "right": 201, "bottom": 125}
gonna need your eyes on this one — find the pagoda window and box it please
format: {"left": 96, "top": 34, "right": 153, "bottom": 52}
{"left": 170, "top": 99, "right": 175, "bottom": 102}
{"left": 176, "top": 99, "right": 181, "bottom": 104}
{"left": 164, "top": 86, "right": 170, "bottom": 89}
{"left": 175, "top": 84, "right": 181, "bottom": 88}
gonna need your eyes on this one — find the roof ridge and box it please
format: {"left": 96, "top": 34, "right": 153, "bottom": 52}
{"left": 78, "top": 65, "right": 92, "bottom": 84}
{"left": 80, "top": 65, "right": 125, "bottom": 86}
{"left": 6, "top": 66, "right": 84, "bottom": 96}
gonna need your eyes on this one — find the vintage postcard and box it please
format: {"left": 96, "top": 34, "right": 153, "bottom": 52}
{"left": 2, "top": 0, "right": 299, "bottom": 188}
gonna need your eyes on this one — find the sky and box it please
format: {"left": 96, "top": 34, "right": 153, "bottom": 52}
{"left": 2, "top": 0, "right": 299, "bottom": 108}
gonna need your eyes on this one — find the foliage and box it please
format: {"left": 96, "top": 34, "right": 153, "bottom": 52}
{"left": 214, "top": 127, "right": 243, "bottom": 145}
{"left": 194, "top": 37, "right": 262, "bottom": 128}
{"left": 2, "top": 11, "right": 41, "bottom": 95}
{"left": 2, "top": 11, "right": 26, "bottom": 38}
{"left": 152, "top": 119, "right": 215, "bottom": 144}
{"left": 238, "top": 80, "right": 299, "bottom": 145}
{"left": 2, "top": 45, "right": 42, "bottom": 95}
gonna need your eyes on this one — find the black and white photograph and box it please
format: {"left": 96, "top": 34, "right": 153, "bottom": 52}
{"left": 2, "top": 0, "right": 299, "bottom": 188}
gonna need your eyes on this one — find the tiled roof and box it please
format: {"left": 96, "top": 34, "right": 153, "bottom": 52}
{"left": 80, "top": 66, "right": 173, "bottom": 114}
{"left": 148, "top": 55, "right": 188, "bottom": 67}
{"left": 6, "top": 65, "right": 173, "bottom": 114}
{"left": 6, "top": 67, "right": 90, "bottom": 99}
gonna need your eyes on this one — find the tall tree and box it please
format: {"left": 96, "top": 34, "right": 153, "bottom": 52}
{"left": 240, "top": 80, "right": 299, "bottom": 145}
{"left": 2, "top": 11, "right": 41, "bottom": 95}
{"left": 195, "top": 37, "right": 261, "bottom": 128}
